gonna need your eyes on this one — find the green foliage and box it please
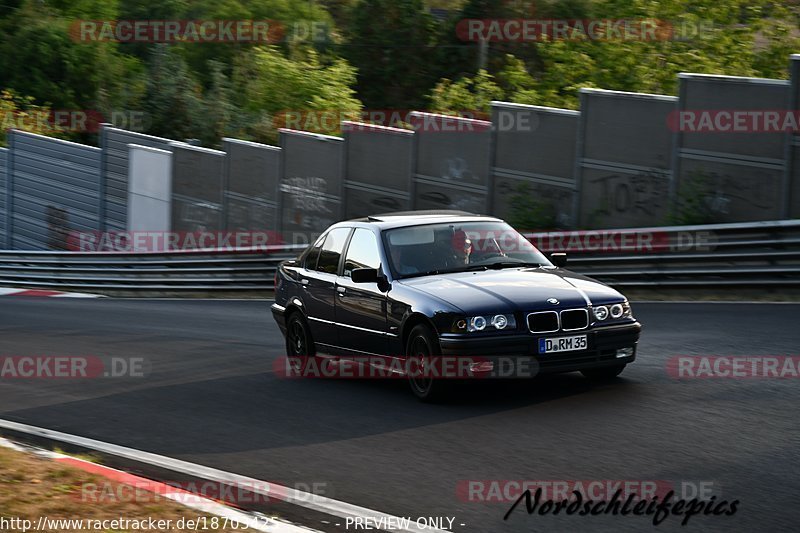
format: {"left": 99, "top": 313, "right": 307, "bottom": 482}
{"left": 429, "top": 0, "right": 800, "bottom": 109}
{"left": 232, "top": 46, "right": 362, "bottom": 142}
{"left": 142, "top": 45, "right": 207, "bottom": 142}
{"left": 1, "top": 0, "right": 800, "bottom": 146}
{"left": 507, "top": 182, "right": 559, "bottom": 231}
{"left": 429, "top": 69, "right": 503, "bottom": 113}
{"left": 668, "top": 171, "right": 720, "bottom": 225}
{"left": 345, "top": 0, "right": 438, "bottom": 109}
{"left": 0, "top": 90, "right": 67, "bottom": 146}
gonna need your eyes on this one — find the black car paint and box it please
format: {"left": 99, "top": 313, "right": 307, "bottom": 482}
{"left": 272, "top": 216, "right": 641, "bottom": 374}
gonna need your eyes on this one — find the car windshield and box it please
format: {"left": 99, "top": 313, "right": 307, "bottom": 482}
{"left": 383, "top": 221, "right": 552, "bottom": 278}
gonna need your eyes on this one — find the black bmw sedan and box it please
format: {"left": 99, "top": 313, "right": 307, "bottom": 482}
{"left": 272, "top": 211, "right": 641, "bottom": 401}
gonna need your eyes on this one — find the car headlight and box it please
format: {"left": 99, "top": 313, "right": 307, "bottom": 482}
{"left": 593, "top": 302, "right": 632, "bottom": 322}
{"left": 453, "top": 314, "right": 516, "bottom": 332}
{"left": 470, "top": 316, "right": 487, "bottom": 331}
{"left": 593, "top": 306, "right": 609, "bottom": 321}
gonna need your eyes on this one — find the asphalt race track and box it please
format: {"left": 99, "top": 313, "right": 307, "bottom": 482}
{"left": 0, "top": 298, "right": 798, "bottom": 532}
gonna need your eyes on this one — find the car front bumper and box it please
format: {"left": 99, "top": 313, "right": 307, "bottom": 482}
{"left": 438, "top": 322, "right": 641, "bottom": 377}
{"left": 271, "top": 303, "right": 287, "bottom": 337}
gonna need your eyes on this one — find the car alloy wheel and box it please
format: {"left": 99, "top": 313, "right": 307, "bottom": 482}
{"left": 286, "top": 313, "right": 316, "bottom": 357}
{"left": 409, "top": 336, "right": 434, "bottom": 397}
{"left": 406, "top": 324, "right": 449, "bottom": 402}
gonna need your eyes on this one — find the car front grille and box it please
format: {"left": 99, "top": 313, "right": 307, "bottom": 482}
{"left": 527, "top": 308, "right": 589, "bottom": 333}
{"left": 527, "top": 311, "right": 559, "bottom": 333}
{"left": 560, "top": 309, "right": 589, "bottom": 331}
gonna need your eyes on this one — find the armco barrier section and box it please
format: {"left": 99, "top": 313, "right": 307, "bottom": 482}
{"left": 7, "top": 130, "right": 102, "bottom": 250}
{"left": 223, "top": 138, "right": 281, "bottom": 235}
{"left": 102, "top": 126, "right": 175, "bottom": 232}
{"left": 279, "top": 129, "right": 344, "bottom": 236}
{"left": 576, "top": 89, "right": 678, "bottom": 229}
{"left": 0, "top": 246, "right": 305, "bottom": 291}
{"left": 491, "top": 102, "right": 578, "bottom": 228}
{"left": 673, "top": 74, "right": 791, "bottom": 223}
{"left": 0, "top": 148, "right": 7, "bottom": 248}
{"left": 410, "top": 112, "right": 492, "bottom": 214}
{"left": 342, "top": 122, "right": 414, "bottom": 218}
{"left": 171, "top": 143, "right": 225, "bottom": 235}
{"left": 528, "top": 219, "right": 800, "bottom": 287}
{"left": 0, "top": 221, "right": 797, "bottom": 292}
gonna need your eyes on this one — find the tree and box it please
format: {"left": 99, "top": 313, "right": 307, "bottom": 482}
{"left": 142, "top": 45, "right": 206, "bottom": 142}
{"left": 0, "top": 0, "right": 145, "bottom": 135}
{"left": 345, "top": 0, "right": 437, "bottom": 109}
{"left": 231, "top": 45, "right": 362, "bottom": 142}
{"left": 0, "top": 90, "right": 66, "bottom": 146}
{"left": 429, "top": 69, "right": 503, "bottom": 114}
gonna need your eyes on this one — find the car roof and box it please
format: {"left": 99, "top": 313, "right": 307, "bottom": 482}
{"left": 339, "top": 210, "right": 502, "bottom": 230}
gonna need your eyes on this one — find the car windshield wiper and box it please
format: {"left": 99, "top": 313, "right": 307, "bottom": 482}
{"left": 399, "top": 261, "right": 544, "bottom": 279}
{"left": 399, "top": 267, "right": 465, "bottom": 279}
{"left": 470, "top": 261, "right": 544, "bottom": 270}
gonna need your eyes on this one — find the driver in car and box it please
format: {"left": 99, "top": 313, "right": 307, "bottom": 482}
{"left": 450, "top": 229, "right": 473, "bottom": 266}
{"left": 390, "top": 245, "right": 421, "bottom": 275}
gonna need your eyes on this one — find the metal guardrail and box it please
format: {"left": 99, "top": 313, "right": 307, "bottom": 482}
{"left": 0, "top": 220, "right": 798, "bottom": 292}
{"left": 524, "top": 219, "right": 800, "bottom": 287}
{"left": 0, "top": 245, "right": 307, "bottom": 292}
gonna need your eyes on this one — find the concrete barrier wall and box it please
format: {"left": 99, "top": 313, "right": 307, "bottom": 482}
{"left": 0, "top": 148, "right": 7, "bottom": 248}
{"left": 102, "top": 126, "right": 174, "bottom": 232}
{"left": 673, "top": 74, "right": 791, "bottom": 223}
{"left": 491, "top": 102, "right": 578, "bottom": 229}
{"left": 170, "top": 143, "right": 225, "bottom": 235}
{"left": 127, "top": 145, "right": 172, "bottom": 245}
{"left": 4, "top": 58, "right": 800, "bottom": 250}
{"left": 223, "top": 138, "right": 281, "bottom": 235}
{"left": 410, "top": 112, "right": 492, "bottom": 214}
{"left": 7, "top": 130, "right": 102, "bottom": 250}
{"left": 279, "top": 129, "right": 344, "bottom": 237}
{"left": 576, "top": 89, "right": 678, "bottom": 229}
{"left": 342, "top": 122, "right": 414, "bottom": 219}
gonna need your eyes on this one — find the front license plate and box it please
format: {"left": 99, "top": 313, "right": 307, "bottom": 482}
{"left": 538, "top": 334, "right": 588, "bottom": 354}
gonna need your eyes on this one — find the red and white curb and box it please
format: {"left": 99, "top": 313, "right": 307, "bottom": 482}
{"left": 0, "top": 436, "right": 316, "bottom": 533}
{"left": 0, "top": 288, "right": 104, "bottom": 298}
{"left": 0, "top": 419, "right": 449, "bottom": 533}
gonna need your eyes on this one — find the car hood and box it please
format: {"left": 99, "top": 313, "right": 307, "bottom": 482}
{"left": 397, "top": 268, "right": 624, "bottom": 313}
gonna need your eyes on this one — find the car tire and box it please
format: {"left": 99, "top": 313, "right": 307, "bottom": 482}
{"left": 284, "top": 313, "right": 318, "bottom": 376}
{"left": 405, "top": 323, "right": 450, "bottom": 402}
{"left": 581, "top": 364, "right": 626, "bottom": 381}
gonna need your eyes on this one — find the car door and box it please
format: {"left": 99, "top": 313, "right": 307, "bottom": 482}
{"left": 335, "top": 228, "right": 389, "bottom": 356}
{"left": 300, "top": 227, "right": 352, "bottom": 351}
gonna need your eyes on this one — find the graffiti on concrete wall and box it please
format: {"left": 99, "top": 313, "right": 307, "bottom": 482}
{"left": 46, "top": 205, "right": 69, "bottom": 250}
{"left": 280, "top": 176, "right": 336, "bottom": 230}
{"left": 441, "top": 157, "right": 481, "bottom": 183}
{"left": 589, "top": 169, "right": 670, "bottom": 219}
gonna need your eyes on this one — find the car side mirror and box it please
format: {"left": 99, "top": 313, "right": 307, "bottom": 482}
{"left": 351, "top": 268, "right": 379, "bottom": 283}
{"left": 550, "top": 253, "right": 567, "bottom": 268}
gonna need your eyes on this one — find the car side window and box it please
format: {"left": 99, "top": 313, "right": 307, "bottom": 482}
{"left": 316, "top": 228, "right": 351, "bottom": 274}
{"left": 304, "top": 235, "right": 325, "bottom": 270}
{"left": 343, "top": 228, "right": 381, "bottom": 277}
